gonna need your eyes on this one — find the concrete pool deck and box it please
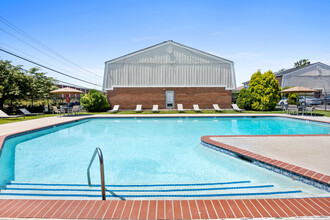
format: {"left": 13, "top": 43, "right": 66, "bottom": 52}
{"left": 210, "top": 135, "right": 330, "bottom": 176}
{"left": 0, "top": 113, "right": 329, "bottom": 219}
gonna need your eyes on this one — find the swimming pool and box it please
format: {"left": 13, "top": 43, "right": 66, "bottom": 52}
{"left": 0, "top": 116, "right": 329, "bottom": 199}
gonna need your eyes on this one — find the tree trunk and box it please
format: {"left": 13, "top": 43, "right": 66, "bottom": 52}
{"left": 0, "top": 99, "right": 4, "bottom": 109}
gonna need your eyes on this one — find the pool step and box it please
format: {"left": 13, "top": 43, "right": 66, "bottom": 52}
{"left": 0, "top": 181, "right": 303, "bottom": 200}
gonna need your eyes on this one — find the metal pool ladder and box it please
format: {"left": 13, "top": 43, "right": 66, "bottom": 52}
{"left": 87, "top": 147, "right": 106, "bottom": 200}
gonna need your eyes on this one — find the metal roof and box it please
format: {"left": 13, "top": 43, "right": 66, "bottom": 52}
{"left": 105, "top": 40, "right": 234, "bottom": 64}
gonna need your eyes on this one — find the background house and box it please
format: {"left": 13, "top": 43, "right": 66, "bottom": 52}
{"left": 243, "top": 62, "right": 330, "bottom": 97}
{"left": 103, "top": 40, "right": 236, "bottom": 109}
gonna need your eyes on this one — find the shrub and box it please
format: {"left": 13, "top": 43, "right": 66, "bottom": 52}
{"left": 248, "top": 70, "right": 281, "bottom": 111}
{"left": 80, "top": 90, "right": 110, "bottom": 112}
{"left": 231, "top": 91, "right": 240, "bottom": 104}
{"left": 236, "top": 89, "right": 252, "bottom": 110}
{"left": 282, "top": 86, "right": 297, "bottom": 105}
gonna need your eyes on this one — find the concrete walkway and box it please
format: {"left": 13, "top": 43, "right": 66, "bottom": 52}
{"left": 211, "top": 136, "right": 330, "bottom": 176}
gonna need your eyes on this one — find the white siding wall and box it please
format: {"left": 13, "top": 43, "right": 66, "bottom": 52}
{"left": 282, "top": 63, "right": 330, "bottom": 91}
{"left": 103, "top": 41, "right": 236, "bottom": 90}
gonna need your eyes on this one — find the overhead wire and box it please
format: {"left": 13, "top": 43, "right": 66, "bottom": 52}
{"left": 0, "top": 17, "right": 102, "bottom": 78}
{"left": 0, "top": 42, "right": 78, "bottom": 75}
{"left": 0, "top": 26, "right": 103, "bottom": 81}
{"left": 0, "top": 48, "right": 102, "bottom": 87}
{"left": 18, "top": 67, "right": 90, "bottom": 89}
{"left": 0, "top": 16, "right": 102, "bottom": 78}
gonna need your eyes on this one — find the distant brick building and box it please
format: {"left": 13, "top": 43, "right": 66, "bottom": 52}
{"left": 103, "top": 41, "right": 236, "bottom": 110}
{"left": 55, "top": 84, "right": 91, "bottom": 99}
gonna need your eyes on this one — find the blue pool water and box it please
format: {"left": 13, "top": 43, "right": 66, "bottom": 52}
{"left": 0, "top": 117, "right": 329, "bottom": 198}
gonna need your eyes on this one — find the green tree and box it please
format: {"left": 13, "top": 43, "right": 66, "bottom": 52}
{"left": 294, "top": 59, "right": 310, "bottom": 68}
{"left": 80, "top": 89, "right": 110, "bottom": 112}
{"left": 0, "top": 60, "right": 27, "bottom": 109}
{"left": 248, "top": 70, "right": 281, "bottom": 111}
{"left": 26, "top": 67, "right": 56, "bottom": 106}
{"left": 236, "top": 88, "right": 252, "bottom": 110}
{"left": 282, "top": 86, "right": 297, "bottom": 105}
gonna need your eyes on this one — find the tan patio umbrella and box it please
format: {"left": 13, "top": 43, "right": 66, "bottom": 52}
{"left": 280, "top": 86, "right": 315, "bottom": 94}
{"left": 50, "top": 87, "right": 84, "bottom": 94}
{"left": 50, "top": 87, "right": 84, "bottom": 106}
{"left": 280, "top": 86, "right": 315, "bottom": 105}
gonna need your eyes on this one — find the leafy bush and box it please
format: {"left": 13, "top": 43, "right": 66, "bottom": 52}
{"left": 80, "top": 90, "right": 110, "bottom": 112}
{"left": 282, "top": 86, "right": 297, "bottom": 105}
{"left": 236, "top": 89, "right": 253, "bottom": 110}
{"left": 248, "top": 70, "right": 281, "bottom": 111}
{"left": 231, "top": 91, "right": 240, "bottom": 104}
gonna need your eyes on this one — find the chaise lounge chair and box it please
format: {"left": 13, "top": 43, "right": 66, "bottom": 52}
{"left": 232, "top": 104, "right": 245, "bottom": 112}
{"left": 193, "top": 104, "right": 202, "bottom": 112}
{"left": 108, "top": 105, "right": 120, "bottom": 113}
{"left": 177, "top": 104, "right": 184, "bottom": 113}
{"left": 19, "top": 108, "right": 44, "bottom": 116}
{"left": 213, "top": 104, "right": 223, "bottom": 112}
{"left": 0, "top": 110, "right": 25, "bottom": 119}
{"left": 135, "top": 104, "right": 142, "bottom": 113}
{"left": 152, "top": 105, "right": 159, "bottom": 113}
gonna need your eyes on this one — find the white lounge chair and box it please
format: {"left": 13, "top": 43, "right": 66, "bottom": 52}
{"left": 193, "top": 104, "right": 202, "bottom": 112}
{"left": 19, "top": 108, "right": 44, "bottom": 116}
{"left": 135, "top": 104, "right": 142, "bottom": 113}
{"left": 152, "top": 105, "right": 159, "bottom": 113}
{"left": 177, "top": 104, "right": 184, "bottom": 112}
{"left": 108, "top": 105, "right": 120, "bottom": 113}
{"left": 213, "top": 104, "right": 223, "bottom": 112}
{"left": 232, "top": 104, "right": 245, "bottom": 112}
{"left": 0, "top": 110, "right": 25, "bottom": 119}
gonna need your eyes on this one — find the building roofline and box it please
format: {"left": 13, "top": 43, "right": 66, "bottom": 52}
{"left": 242, "top": 62, "right": 330, "bottom": 85}
{"left": 104, "top": 40, "right": 234, "bottom": 64}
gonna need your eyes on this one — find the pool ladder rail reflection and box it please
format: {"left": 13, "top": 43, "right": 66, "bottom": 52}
{"left": 87, "top": 147, "right": 106, "bottom": 200}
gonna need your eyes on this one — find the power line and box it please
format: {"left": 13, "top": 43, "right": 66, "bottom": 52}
{"left": 0, "top": 16, "right": 102, "bottom": 78}
{"left": 0, "top": 25, "right": 102, "bottom": 79}
{"left": 18, "top": 67, "right": 90, "bottom": 89}
{"left": 0, "top": 48, "right": 102, "bottom": 87}
{"left": 0, "top": 42, "right": 77, "bottom": 75}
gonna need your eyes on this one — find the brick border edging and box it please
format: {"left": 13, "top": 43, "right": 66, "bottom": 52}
{"left": 0, "top": 197, "right": 329, "bottom": 219}
{"left": 201, "top": 135, "right": 330, "bottom": 186}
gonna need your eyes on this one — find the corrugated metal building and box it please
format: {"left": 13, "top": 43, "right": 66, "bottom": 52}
{"left": 103, "top": 40, "right": 236, "bottom": 109}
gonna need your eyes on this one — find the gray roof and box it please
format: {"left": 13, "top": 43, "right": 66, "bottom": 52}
{"left": 274, "top": 62, "right": 321, "bottom": 77}
{"left": 242, "top": 62, "right": 329, "bottom": 85}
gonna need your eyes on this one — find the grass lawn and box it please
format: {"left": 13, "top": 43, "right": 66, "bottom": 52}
{"left": 0, "top": 114, "right": 54, "bottom": 124}
{"left": 1, "top": 109, "right": 329, "bottom": 125}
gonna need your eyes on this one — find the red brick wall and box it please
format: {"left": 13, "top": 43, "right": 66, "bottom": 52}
{"left": 276, "top": 76, "right": 282, "bottom": 88}
{"left": 107, "top": 87, "right": 232, "bottom": 110}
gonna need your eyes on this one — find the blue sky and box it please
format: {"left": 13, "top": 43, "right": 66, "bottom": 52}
{"left": 1, "top": 0, "right": 330, "bottom": 89}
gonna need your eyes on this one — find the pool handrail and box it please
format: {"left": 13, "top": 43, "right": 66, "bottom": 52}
{"left": 87, "top": 147, "right": 106, "bottom": 200}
